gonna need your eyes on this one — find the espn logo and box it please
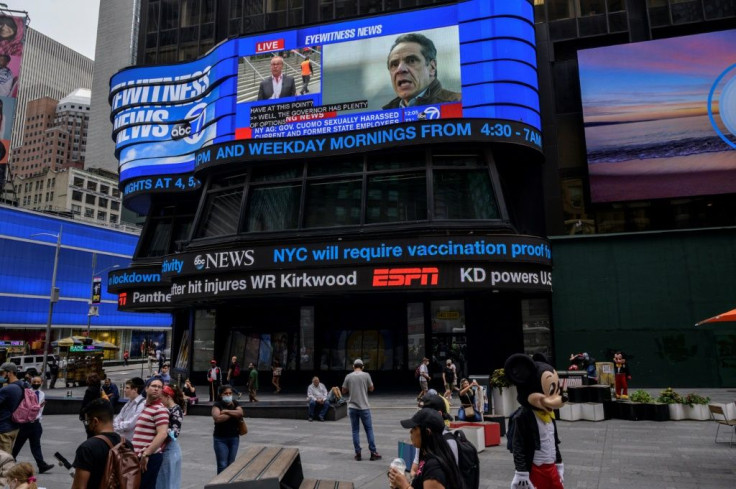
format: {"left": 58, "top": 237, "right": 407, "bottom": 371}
{"left": 372, "top": 267, "right": 439, "bottom": 287}
{"left": 118, "top": 292, "right": 127, "bottom": 306}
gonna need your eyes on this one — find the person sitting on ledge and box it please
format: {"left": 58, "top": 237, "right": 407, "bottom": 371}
{"left": 307, "top": 376, "right": 330, "bottom": 422}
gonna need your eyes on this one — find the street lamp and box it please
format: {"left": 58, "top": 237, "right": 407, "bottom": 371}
{"left": 32, "top": 227, "right": 62, "bottom": 390}
{"left": 86, "top": 252, "right": 120, "bottom": 336}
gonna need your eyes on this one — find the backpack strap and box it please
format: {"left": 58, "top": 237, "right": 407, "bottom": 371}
{"left": 94, "top": 434, "right": 121, "bottom": 449}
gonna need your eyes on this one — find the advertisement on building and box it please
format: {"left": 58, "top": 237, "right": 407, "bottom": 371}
{"left": 0, "top": 14, "right": 26, "bottom": 173}
{"left": 109, "top": 0, "right": 540, "bottom": 186}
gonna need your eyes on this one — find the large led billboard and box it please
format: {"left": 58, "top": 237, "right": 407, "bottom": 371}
{"left": 579, "top": 29, "right": 736, "bottom": 203}
{"left": 110, "top": 0, "right": 541, "bottom": 192}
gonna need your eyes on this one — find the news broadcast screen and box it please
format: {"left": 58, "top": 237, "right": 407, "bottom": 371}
{"left": 578, "top": 28, "right": 736, "bottom": 203}
{"left": 110, "top": 0, "right": 540, "bottom": 184}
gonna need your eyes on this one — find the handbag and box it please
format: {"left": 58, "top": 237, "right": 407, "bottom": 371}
{"left": 463, "top": 406, "right": 475, "bottom": 418}
{"left": 238, "top": 418, "right": 248, "bottom": 436}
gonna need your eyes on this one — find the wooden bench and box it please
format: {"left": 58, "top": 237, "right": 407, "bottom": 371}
{"left": 205, "top": 445, "right": 353, "bottom": 489}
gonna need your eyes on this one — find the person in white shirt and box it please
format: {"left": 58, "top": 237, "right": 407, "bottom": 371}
{"left": 113, "top": 377, "right": 146, "bottom": 441}
{"left": 307, "top": 376, "right": 330, "bottom": 422}
{"left": 11, "top": 376, "right": 54, "bottom": 473}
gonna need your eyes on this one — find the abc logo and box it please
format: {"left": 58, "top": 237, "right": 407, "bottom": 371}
{"left": 171, "top": 123, "right": 192, "bottom": 140}
{"left": 193, "top": 255, "right": 205, "bottom": 270}
{"left": 422, "top": 107, "right": 440, "bottom": 120}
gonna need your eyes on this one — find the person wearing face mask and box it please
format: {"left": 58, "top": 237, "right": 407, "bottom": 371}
{"left": 0, "top": 362, "right": 24, "bottom": 453}
{"left": 72, "top": 399, "right": 137, "bottom": 489}
{"left": 11, "top": 377, "right": 54, "bottom": 474}
{"left": 4, "top": 462, "right": 38, "bottom": 489}
{"left": 211, "top": 385, "right": 243, "bottom": 474}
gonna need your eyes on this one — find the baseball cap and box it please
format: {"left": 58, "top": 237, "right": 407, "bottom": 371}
{"left": 420, "top": 394, "right": 448, "bottom": 414}
{"left": 162, "top": 385, "right": 175, "bottom": 397}
{"left": 400, "top": 408, "right": 445, "bottom": 433}
{"left": 210, "top": 359, "right": 217, "bottom": 364}
{"left": 353, "top": 358, "right": 364, "bottom": 367}
{"left": 0, "top": 362, "right": 17, "bottom": 373}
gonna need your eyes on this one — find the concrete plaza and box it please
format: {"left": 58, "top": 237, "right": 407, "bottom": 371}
{"left": 19, "top": 379, "right": 736, "bottom": 489}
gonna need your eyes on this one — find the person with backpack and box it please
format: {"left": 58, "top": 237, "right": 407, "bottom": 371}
{"left": 226, "top": 356, "right": 242, "bottom": 399}
{"left": 71, "top": 398, "right": 140, "bottom": 489}
{"left": 410, "top": 394, "right": 458, "bottom": 478}
{"left": 11, "top": 376, "right": 54, "bottom": 474}
{"left": 0, "top": 362, "right": 25, "bottom": 453}
{"left": 389, "top": 408, "right": 463, "bottom": 489}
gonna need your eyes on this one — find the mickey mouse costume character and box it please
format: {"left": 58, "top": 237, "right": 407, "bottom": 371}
{"left": 506, "top": 353, "right": 567, "bottom": 489}
{"left": 613, "top": 351, "right": 631, "bottom": 399}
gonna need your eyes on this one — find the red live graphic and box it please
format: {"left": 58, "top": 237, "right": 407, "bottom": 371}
{"left": 256, "top": 39, "right": 284, "bottom": 52}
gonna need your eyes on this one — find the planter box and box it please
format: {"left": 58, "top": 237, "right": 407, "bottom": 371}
{"left": 559, "top": 403, "right": 582, "bottom": 421}
{"left": 603, "top": 400, "right": 618, "bottom": 419}
{"left": 491, "top": 385, "right": 519, "bottom": 417}
{"left": 589, "top": 385, "right": 613, "bottom": 403}
{"left": 618, "top": 401, "right": 639, "bottom": 421}
{"left": 566, "top": 386, "right": 589, "bottom": 403}
{"left": 483, "top": 415, "right": 506, "bottom": 437}
{"left": 451, "top": 426, "right": 485, "bottom": 453}
{"left": 641, "top": 403, "right": 670, "bottom": 421}
{"left": 581, "top": 403, "right": 605, "bottom": 421}
{"left": 450, "top": 421, "right": 500, "bottom": 447}
{"left": 668, "top": 404, "right": 686, "bottom": 420}
{"left": 684, "top": 404, "right": 710, "bottom": 420}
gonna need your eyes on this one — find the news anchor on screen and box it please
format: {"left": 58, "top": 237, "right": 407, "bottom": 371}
{"left": 382, "top": 33, "right": 460, "bottom": 109}
{"left": 258, "top": 56, "right": 297, "bottom": 100}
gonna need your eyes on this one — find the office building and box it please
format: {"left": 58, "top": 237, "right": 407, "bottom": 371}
{"left": 110, "top": 0, "right": 736, "bottom": 387}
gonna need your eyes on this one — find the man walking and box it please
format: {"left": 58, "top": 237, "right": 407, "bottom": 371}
{"left": 418, "top": 357, "right": 430, "bottom": 400}
{"left": 342, "top": 359, "right": 381, "bottom": 461}
{"left": 247, "top": 363, "right": 259, "bottom": 402}
{"left": 72, "top": 399, "right": 138, "bottom": 489}
{"left": 132, "top": 377, "right": 170, "bottom": 489}
{"left": 0, "top": 362, "right": 24, "bottom": 453}
{"left": 227, "top": 356, "right": 242, "bottom": 400}
{"left": 12, "top": 376, "right": 54, "bottom": 473}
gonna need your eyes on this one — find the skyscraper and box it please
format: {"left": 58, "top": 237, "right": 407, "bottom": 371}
{"left": 86, "top": 0, "right": 139, "bottom": 173}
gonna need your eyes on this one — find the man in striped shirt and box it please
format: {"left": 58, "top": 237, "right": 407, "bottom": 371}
{"left": 132, "top": 376, "right": 169, "bottom": 489}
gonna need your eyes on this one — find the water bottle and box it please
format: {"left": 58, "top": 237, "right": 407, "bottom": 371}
{"left": 389, "top": 458, "right": 407, "bottom": 488}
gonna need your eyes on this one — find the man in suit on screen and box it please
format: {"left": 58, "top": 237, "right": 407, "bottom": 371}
{"left": 258, "top": 56, "right": 297, "bottom": 100}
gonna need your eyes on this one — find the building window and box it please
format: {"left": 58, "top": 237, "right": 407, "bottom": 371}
{"left": 196, "top": 173, "right": 246, "bottom": 238}
{"left": 97, "top": 211, "right": 107, "bottom": 221}
{"left": 86, "top": 194, "right": 96, "bottom": 205}
{"left": 84, "top": 208, "right": 94, "bottom": 218}
{"left": 365, "top": 172, "right": 427, "bottom": 224}
{"left": 72, "top": 190, "right": 83, "bottom": 202}
{"left": 100, "top": 184, "right": 110, "bottom": 194}
{"left": 110, "top": 214, "right": 118, "bottom": 224}
{"left": 87, "top": 181, "right": 97, "bottom": 192}
{"left": 99, "top": 197, "right": 109, "bottom": 208}
{"left": 71, "top": 204, "right": 81, "bottom": 215}
{"left": 111, "top": 201, "right": 120, "bottom": 211}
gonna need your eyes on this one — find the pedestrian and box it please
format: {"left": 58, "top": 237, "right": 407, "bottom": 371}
{"left": 417, "top": 357, "right": 430, "bottom": 400}
{"left": 132, "top": 376, "right": 170, "bottom": 489}
{"left": 72, "top": 399, "right": 138, "bottom": 489}
{"left": 79, "top": 373, "right": 103, "bottom": 436}
{"left": 158, "top": 351, "right": 166, "bottom": 374}
{"left": 102, "top": 377, "right": 120, "bottom": 405}
{"left": 113, "top": 377, "right": 146, "bottom": 440}
{"left": 442, "top": 359, "right": 457, "bottom": 400}
{"left": 11, "top": 376, "right": 54, "bottom": 474}
{"left": 158, "top": 363, "right": 172, "bottom": 385}
{"left": 341, "top": 358, "right": 381, "bottom": 461}
{"left": 226, "top": 356, "right": 242, "bottom": 400}
{"left": 207, "top": 360, "right": 222, "bottom": 402}
{"left": 123, "top": 350, "right": 129, "bottom": 367}
{"left": 457, "top": 378, "right": 482, "bottom": 421}
{"left": 4, "top": 461, "right": 38, "bottom": 489}
{"left": 389, "top": 408, "right": 463, "bottom": 489}
{"left": 247, "top": 363, "right": 259, "bottom": 402}
{"left": 158, "top": 385, "right": 184, "bottom": 489}
{"left": 182, "top": 378, "right": 197, "bottom": 415}
{"left": 300, "top": 54, "right": 313, "bottom": 94}
{"left": 211, "top": 385, "right": 243, "bottom": 474}
{"left": 0, "top": 361, "right": 24, "bottom": 453}
{"left": 48, "top": 356, "right": 59, "bottom": 389}
{"left": 271, "top": 360, "right": 282, "bottom": 393}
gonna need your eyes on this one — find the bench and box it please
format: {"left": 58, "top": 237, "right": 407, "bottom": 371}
{"left": 189, "top": 401, "right": 347, "bottom": 420}
{"left": 205, "top": 445, "right": 353, "bottom": 489}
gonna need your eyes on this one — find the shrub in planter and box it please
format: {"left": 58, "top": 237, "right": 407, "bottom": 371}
{"left": 629, "top": 390, "right": 653, "bottom": 403}
{"left": 489, "top": 368, "right": 518, "bottom": 416}
{"left": 489, "top": 368, "right": 511, "bottom": 392}
{"left": 683, "top": 393, "right": 711, "bottom": 420}
{"left": 657, "top": 387, "right": 685, "bottom": 420}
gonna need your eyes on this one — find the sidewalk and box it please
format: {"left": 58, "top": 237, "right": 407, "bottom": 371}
{"left": 21, "top": 388, "right": 736, "bottom": 489}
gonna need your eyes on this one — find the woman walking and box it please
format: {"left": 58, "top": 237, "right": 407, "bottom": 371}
{"left": 157, "top": 385, "right": 184, "bottom": 489}
{"left": 212, "top": 385, "right": 244, "bottom": 474}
